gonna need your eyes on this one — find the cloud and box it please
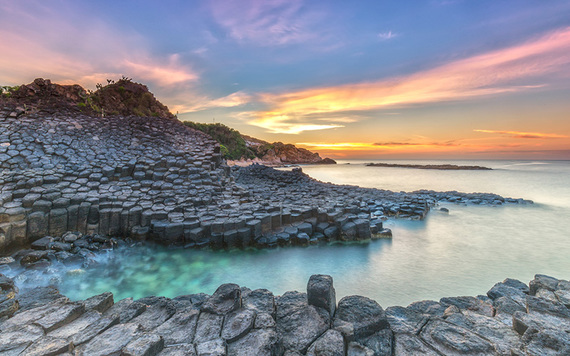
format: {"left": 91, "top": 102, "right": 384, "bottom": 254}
{"left": 373, "top": 141, "right": 460, "bottom": 147}
{"left": 0, "top": 2, "right": 198, "bottom": 90}
{"left": 377, "top": 31, "right": 398, "bottom": 41}
{"left": 210, "top": 0, "right": 322, "bottom": 46}
{"left": 247, "top": 27, "right": 570, "bottom": 134}
{"left": 474, "top": 129, "right": 568, "bottom": 139}
{"left": 173, "top": 91, "right": 252, "bottom": 113}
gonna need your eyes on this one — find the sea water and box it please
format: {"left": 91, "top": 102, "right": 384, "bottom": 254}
{"left": 19, "top": 160, "right": 570, "bottom": 307}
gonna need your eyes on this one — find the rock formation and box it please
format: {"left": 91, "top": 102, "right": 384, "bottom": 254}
{"left": 1, "top": 273, "right": 568, "bottom": 355}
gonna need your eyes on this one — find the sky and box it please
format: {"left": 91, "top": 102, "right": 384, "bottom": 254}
{"left": 1, "top": 0, "right": 570, "bottom": 160}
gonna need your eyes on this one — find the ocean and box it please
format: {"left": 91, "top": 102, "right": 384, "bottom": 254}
{"left": 16, "top": 160, "right": 570, "bottom": 307}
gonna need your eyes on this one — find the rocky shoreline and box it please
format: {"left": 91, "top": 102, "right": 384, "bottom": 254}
{"left": 1, "top": 272, "right": 569, "bottom": 355}
{"left": 0, "top": 103, "right": 532, "bottom": 256}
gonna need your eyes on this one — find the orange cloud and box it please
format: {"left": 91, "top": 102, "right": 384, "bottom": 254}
{"left": 474, "top": 129, "right": 569, "bottom": 139}
{"left": 249, "top": 27, "right": 570, "bottom": 133}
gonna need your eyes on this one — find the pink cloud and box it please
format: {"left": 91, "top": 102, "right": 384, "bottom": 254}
{"left": 248, "top": 27, "right": 570, "bottom": 133}
{"left": 0, "top": 2, "right": 198, "bottom": 89}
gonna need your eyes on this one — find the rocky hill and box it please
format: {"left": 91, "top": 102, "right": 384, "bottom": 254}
{"left": 1, "top": 77, "right": 174, "bottom": 118}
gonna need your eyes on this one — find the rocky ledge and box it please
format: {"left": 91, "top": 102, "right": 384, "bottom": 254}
{"left": 1, "top": 273, "right": 569, "bottom": 355}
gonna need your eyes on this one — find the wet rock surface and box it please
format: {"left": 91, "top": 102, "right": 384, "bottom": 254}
{"left": 0, "top": 273, "right": 568, "bottom": 355}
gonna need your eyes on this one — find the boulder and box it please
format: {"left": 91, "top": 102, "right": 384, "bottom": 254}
{"left": 201, "top": 283, "right": 241, "bottom": 315}
{"left": 334, "top": 296, "right": 389, "bottom": 341}
{"left": 194, "top": 312, "right": 224, "bottom": 343}
{"left": 277, "top": 304, "right": 330, "bottom": 353}
{"left": 307, "top": 274, "right": 336, "bottom": 317}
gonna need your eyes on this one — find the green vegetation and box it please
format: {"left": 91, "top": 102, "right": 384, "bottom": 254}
{"left": 183, "top": 122, "right": 256, "bottom": 160}
{"left": 0, "top": 85, "right": 19, "bottom": 98}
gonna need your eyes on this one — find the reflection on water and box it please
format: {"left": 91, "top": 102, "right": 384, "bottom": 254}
{"left": 9, "top": 160, "right": 570, "bottom": 307}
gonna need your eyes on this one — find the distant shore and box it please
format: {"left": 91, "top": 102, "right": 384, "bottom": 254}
{"left": 366, "top": 162, "right": 492, "bottom": 170}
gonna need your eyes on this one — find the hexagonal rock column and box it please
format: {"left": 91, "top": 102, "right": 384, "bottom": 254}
{"left": 307, "top": 274, "right": 336, "bottom": 317}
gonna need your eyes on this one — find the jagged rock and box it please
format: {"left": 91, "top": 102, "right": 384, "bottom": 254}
{"left": 521, "top": 327, "right": 570, "bottom": 355}
{"left": 306, "top": 329, "right": 344, "bottom": 356}
{"left": 385, "top": 306, "right": 427, "bottom": 334}
{"left": 70, "top": 313, "right": 120, "bottom": 346}
{"left": 419, "top": 319, "right": 496, "bottom": 354}
{"left": 20, "top": 336, "right": 72, "bottom": 356}
{"left": 361, "top": 329, "right": 393, "bottom": 356}
{"left": 76, "top": 322, "right": 142, "bottom": 356}
{"left": 440, "top": 296, "right": 495, "bottom": 317}
{"left": 221, "top": 308, "right": 256, "bottom": 342}
{"left": 0, "top": 324, "right": 45, "bottom": 354}
{"left": 84, "top": 291, "right": 114, "bottom": 312}
{"left": 254, "top": 312, "right": 276, "bottom": 329}
{"left": 33, "top": 301, "right": 85, "bottom": 332}
{"left": 277, "top": 304, "right": 330, "bottom": 353}
{"left": 104, "top": 297, "right": 147, "bottom": 323}
{"left": 158, "top": 343, "right": 197, "bottom": 356}
{"left": 307, "top": 274, "right": 336, "bottom": 317}
{"left": 227, "top": 328, "right": 281, "bottom": 356}
{"left": 201, "top": 283, "right": 241, "bottom": 315}
{"left": 243, "top": 288, "right": 275, "bottom": 315}
{"left": 195, "top": 338, "right": 226, "bottom": 356}
{"left": 131, "top": 296, "right": 177, "bottom": 331}
{"left": 123, "top": 333, "right": 165, "bottom": 356}
{"left": 194, "top": 312, "right": 224, "bottom": 343}
{"left": 334, "top": 295, "right": 389, "bottom": 341}
{"left": 347, "top": 342, "right": 375, "bottom": 356}
{"left": 154, "top": 309, "right": 199, "bottom": 346}
{"left": 393, "top": 333, "right": 440, "bottom": 355}
{"left": 529, "top": 274, "right": 559, "bottom": 295}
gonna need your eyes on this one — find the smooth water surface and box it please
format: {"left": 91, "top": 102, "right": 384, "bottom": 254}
{"left": 18, "top": 160, "right": 570, "bottom": 307}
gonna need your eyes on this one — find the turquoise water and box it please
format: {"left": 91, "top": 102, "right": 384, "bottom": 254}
{"left": 29, "top": 160, "right": 570, "bottom": 307}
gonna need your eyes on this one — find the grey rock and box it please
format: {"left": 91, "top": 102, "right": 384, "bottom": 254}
{"left": 20, "top": 336, "right": 72, "bottom": 356}
{"left": 221, "top": 308, "right": 256, "bottom": 342}
{"left": 123, "top": 333, "right": 165, "bottom": 356}
{"left": 131, "top": 296, "right": 177, "bottom": 331}
{"left": 334, "top": 295, "right": 389, "bottom": 341}
{"left": 201, "top": 283, "right": 241, "bottom": 315}
{"left": 385, "top": 306, "right": 427, "bottom": 334}
{"left": 158, "top": 344, "right": 197, "bottom": 356}
{"left": 17, "top": 286, "right": 66, "bottom": 312}
{"left": 154, "top": 309, "right": 199, "bottom": 346}
{"left": 521, "top": 327, "right": 570, "bottom": 356}
{"left": 195, "top": 312, "right": 224, "bottom": 343}
{"left": 307, "top": 274, "right": 336, "bottom": 317}
{"left": 243, "top": 288, "right": 275, "bottom": 315}
{"left": 103, "top": 297, "right": 147, "bottom": 323}
{"left": 440, "top": 296, "right": 495, "bottom": 317}
{"left": 254, "top": 312, "right": 276, "bottom": 329}
{"left": 347, "top": 342, "right": 374, "bottom": 356}
{"left": 419, "top": 319, "right": 495, "bottom": 354}
{"left": 227, "top": 328, "right": 281, "bottom": 356}
{"left": 277, "top": 304, "right": 330, "bottom": 353}
{"left": 362, "top": 329, "right": 393, "bottom": 356}
{"left": 84, "top": 291, "right": 114, "bottom": 312}
{"left": 393, "top": 333, "right": 439, "bottom": 355}
{"left": 275, "top": 291, "right": 307, "bottom": 320}
{"left": 0, "top": 324, "right": 44, "bottom": 354}
{"left": 306, "top": 329, "right": 344, "bottom": 356}
{"left": 195, "top": 338, "right": 226, "bottom": 356}
{"left": 529, "top": 274, "right": 559, "bottom": 295}
{"left": 34, "top": 301, "right": 85, "bottom": 332}
{"left": 70, "top": 313, "right": 120, "bottom": 346}
{"left": 76, "top": 322, "right": 142, "bottom": 356}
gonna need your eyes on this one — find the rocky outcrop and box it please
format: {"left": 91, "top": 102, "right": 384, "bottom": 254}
{"left": 229, "top": 135, "right": 336, "bottom": 166}
{"left": 1, "top": 273, "right": 569, "bottom": 355}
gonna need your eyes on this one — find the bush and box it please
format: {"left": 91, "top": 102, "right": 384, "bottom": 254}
{"left": 183, "top": 122, "right": 256, "bottom": 160}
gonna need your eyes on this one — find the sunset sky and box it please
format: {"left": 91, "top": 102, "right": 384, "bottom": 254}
{"left": 1, "top": 0, "right": 570, "bottom": 159}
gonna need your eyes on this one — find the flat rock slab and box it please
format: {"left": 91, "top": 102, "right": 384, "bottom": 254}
{"left": 420, "top": 319, "right": 496, "bottom": 355}
{"left": 277, "top": 305, "right": 330, "bottom": 353}
{"left": 76, "top": 322, "right": 142, "bottom": 356}
{"left": 20, "top": 335, "right": 72, "bottom": 356}
{"left": 221, "top": 308, "right": 256, "bottom": 342}
{"left": 227, "top": 328, "right": 280, "bottom": 356}
{"left": 306, "top": 329, "right": 344, "bottom": 356}
{"left": 154, "top": 309, "right": 199, "bottom": 346}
